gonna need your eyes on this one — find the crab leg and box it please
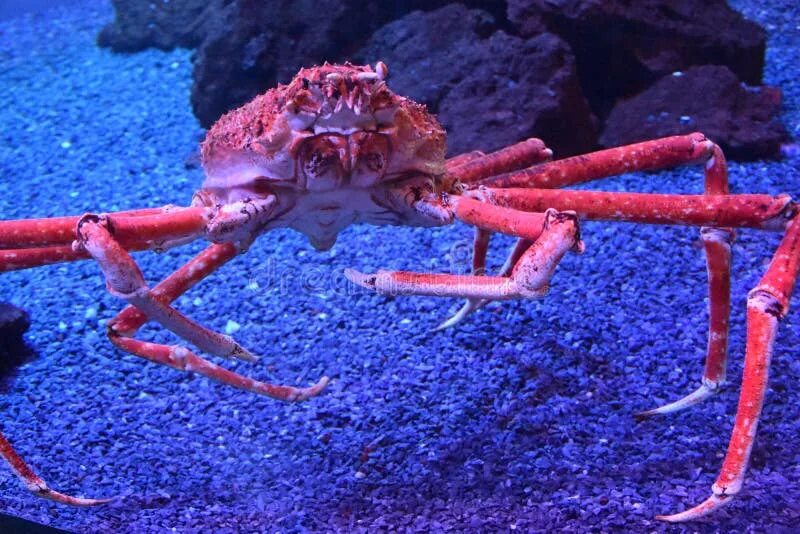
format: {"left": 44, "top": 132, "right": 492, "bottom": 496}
{"left": 75, "top": 216, "right": 328, "bottom": 402}
{"left": 475, "top": 133, "right": 716, "bottom": 190}
{"left": 0, "top": 432, "right": 112, "bottom": 506}
{"left": 435, "top": 235, "right": 533, "bottom": 331}
{"left": 347, "top": 209, "right": 581, "bottom": 300}
{"left": 448, "top": 137, "right": 552, "bottom": 184}
{"left": 659, "top": 210, "right": 800, "bottom": 522}
{"left": 471, "top": 135, "right": 737, "bottom": 413}
{"left": 637, "top": 148, "right": 734, "bottom": 416}
{"left": 476, "top": 189, "right": 791, "bottom": 230}
{"left": 0, "top": 206, "right": 212, "bottom": 273}
{"left": 0, "top": 206, "right": 185, "bottom": 248}
{"left": 445, "top": 150, "right": 486, "bottom": 171}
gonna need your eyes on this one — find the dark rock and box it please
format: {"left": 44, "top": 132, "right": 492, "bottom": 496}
{"left": 508, "top": 0, "right": 767, "bottom": 118}
{"left": 355, "top": 5, "right": 597, "bottom": 157}
{"left": 599, "top": 65, "right": 789, "bottom": 160}
{"left": 0, "top": 302, "right": 29, "bottom": 345}
{"left": 97, "top": 0, "right": 225, "bottom": 52}
{"left": 0, "top": 302, "right": 32, "bottom": 382}
{"left": 190, "top": 0, "right": 508, "bottom": 128}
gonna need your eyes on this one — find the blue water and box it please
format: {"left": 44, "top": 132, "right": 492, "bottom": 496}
{"left": 0, "top": 0, "right": 798, "bottom": 531}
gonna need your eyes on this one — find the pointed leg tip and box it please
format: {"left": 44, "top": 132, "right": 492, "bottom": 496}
{"left": 433, "top": 298, "right": 485, "bottom": 332}
{"left": 44, "top": 489, "right": 116, "bottom": 506}
{"left": 655, "top": 494, "right": 732, "bottom": 523}
{"left": 344, "top": 268, "right": 376, "bottom": 290}
{"left": 295, "top": 375, "right": 330, "bottom": 402}
{"left": 635, "top": 383, "right": 717, "bottom": 420}
{"left": 432, "top": 315, "right": 461, "bottom": 333}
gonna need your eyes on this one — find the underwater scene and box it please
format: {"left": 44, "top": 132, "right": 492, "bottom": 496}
{"left": 0, "top": 0, "right": 799, "bottom": 532}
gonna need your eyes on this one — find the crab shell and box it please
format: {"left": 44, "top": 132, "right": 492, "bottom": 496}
{"left": 199, "top": 62, "right": 451, "bottom": 250}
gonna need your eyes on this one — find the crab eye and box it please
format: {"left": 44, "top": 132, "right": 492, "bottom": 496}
{"left": 299, "top": 134, "right": 347, "bottom": 192}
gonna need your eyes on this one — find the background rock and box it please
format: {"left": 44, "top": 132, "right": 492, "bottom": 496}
{"left": 508, "top": 0, "right": 767, "bottom": 118}
{"left": 98, "top": 0, "right": 789, "bottom": 160}
{"left": 97, "top": 0, "right": 225, "bottom": 52}
{"left": 190, "top": 0, "right": 507, "bottom": 129}
{"left": 0, "top": 302, "right": 32, "bottom": 382}
{"left": 355, "top": 5, "right": 597, "bottom": 157}
{"left": 600, "top": 65, "right": 789, "bottom": 160}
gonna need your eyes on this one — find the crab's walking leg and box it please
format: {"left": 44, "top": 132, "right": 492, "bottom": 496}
{"left": 347, "top": 208, "right": 581, "bottom": 301}
{"left": 638, "top": 147, "right": 734, "bottom": 416}
{"left": 659, "top": 211, "right": 800, "bottom": 522}
{"left": 434, "top": 228, "right": 490, "bottom": 331}
{"left": 435, "top": 234, "right": 533, "bottom": 331}
{"left": 448, "top": 138, "right": 552, "bottom": 184}
{"left": 76, "top": 217, "right": 328, "bottom": 402}
{"left": 476, "top": 133, "right": 716, "bottom": 190}
{"left": 468, "top": 134, "right": 739, "bottom": 412}
{"left": 0, "top": 432, "right": 112, "bottom": 505}
{"left": 0, "top": 206, "right": 212, "bottom": 272}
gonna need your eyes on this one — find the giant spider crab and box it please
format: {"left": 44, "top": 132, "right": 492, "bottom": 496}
{"left": 0, "top": 62, "right": 798, "bottom": 522}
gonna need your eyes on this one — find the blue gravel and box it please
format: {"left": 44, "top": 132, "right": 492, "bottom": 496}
{"left": 0, "top": 1, "right": 799, "bottom": 532}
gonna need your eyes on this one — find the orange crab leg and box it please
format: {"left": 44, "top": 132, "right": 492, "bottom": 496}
{"left": 0, "top": 206, "right": 212, "bottom": 273}
{"left": 476, "top": 132, "right": 715, "bottom": 189}
{"left": 75, "top": 217, "right": 328, "bottom": 402}
{"left": 0, "top": 245, "right": 91, "bottom": 272}
{"left": 477, "top": 188, "right": 791, "bottom": 230}
{"left": 659, "top": 210, "right": 800, "bottom": 522}
{"left": 0, "top": 206, "right": 180, "bottom": 248}
{"left": 435, "top": 234, "right": 534, "bottom": 331}
{"left": 450, "top": 195, "right": 547, "bottom": 241}
{"left": 448, "top": 137, "right": 552, "bottom": 184}
{"left": 0, "top": 432, "right": 112, "bottom": 506}
{"left": 472, "top": 136, "right": 736, "bottom": 414}
{"left": 347, "top": 209, "right": 581, "bottom": 300}
{"left": 109, "top": 243, "right": 238, "bottom": 336}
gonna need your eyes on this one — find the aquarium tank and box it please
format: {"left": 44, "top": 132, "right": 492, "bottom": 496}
{"left": 0, "top": 0, "right": 798, "bottom": 532}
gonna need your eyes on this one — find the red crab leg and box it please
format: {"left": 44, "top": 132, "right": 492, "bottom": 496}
{"left": 471, "top": 135, "right": 737, "bottom": 414}
{"left": 449, "top": 138, "right": 552, "bottom": 184}
{"left": 637, "top": 147, "right": 734, "bottom": 416}
{"left": 0, "top": 206, "right": 181, "bottom": 248}
{"left": 108, "top": 242, "right": 240, "bottom": 336}
{"left": 450, "top": 195, "right": 548, "bottom": 241}
{"left": 475, "top": 132, "right": 715, "bottom": 189}
{"left": 75, "top": 217, "right": 328, "bottom": 401}
{"left": 347, "top": 209, "right": 581, "bottom": 300}
{"left": 445, "top": 150, "right": 485, "bottom": 171}
{"left": 475, "top": 189, "right": 791, "bottom": 230}
{"left": 435, "top": 235, "right": 533, "bottom": 331}
{"left": 0, "top": 432, "right": 112, "bottom": 505}
{"left": 658, "top": 210, "right": 800, "bottom": 522}
{"left": 0, "top": 244, "right": 91, "bottom": 272}
{"left": 0, "top": 207, "right": 212, "bottom": 273}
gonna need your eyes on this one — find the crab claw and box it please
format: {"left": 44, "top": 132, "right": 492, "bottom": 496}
{"left": 656, "top": 494, "right": 733, "bottom": 522}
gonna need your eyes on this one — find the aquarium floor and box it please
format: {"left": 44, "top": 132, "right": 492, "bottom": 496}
{"left": 0, "top": 1, "right": 799, "bottom": 532}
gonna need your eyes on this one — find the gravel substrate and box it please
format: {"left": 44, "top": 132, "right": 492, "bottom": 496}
{"left": 1, "top": 1, "right": 799, "bottom": 532}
